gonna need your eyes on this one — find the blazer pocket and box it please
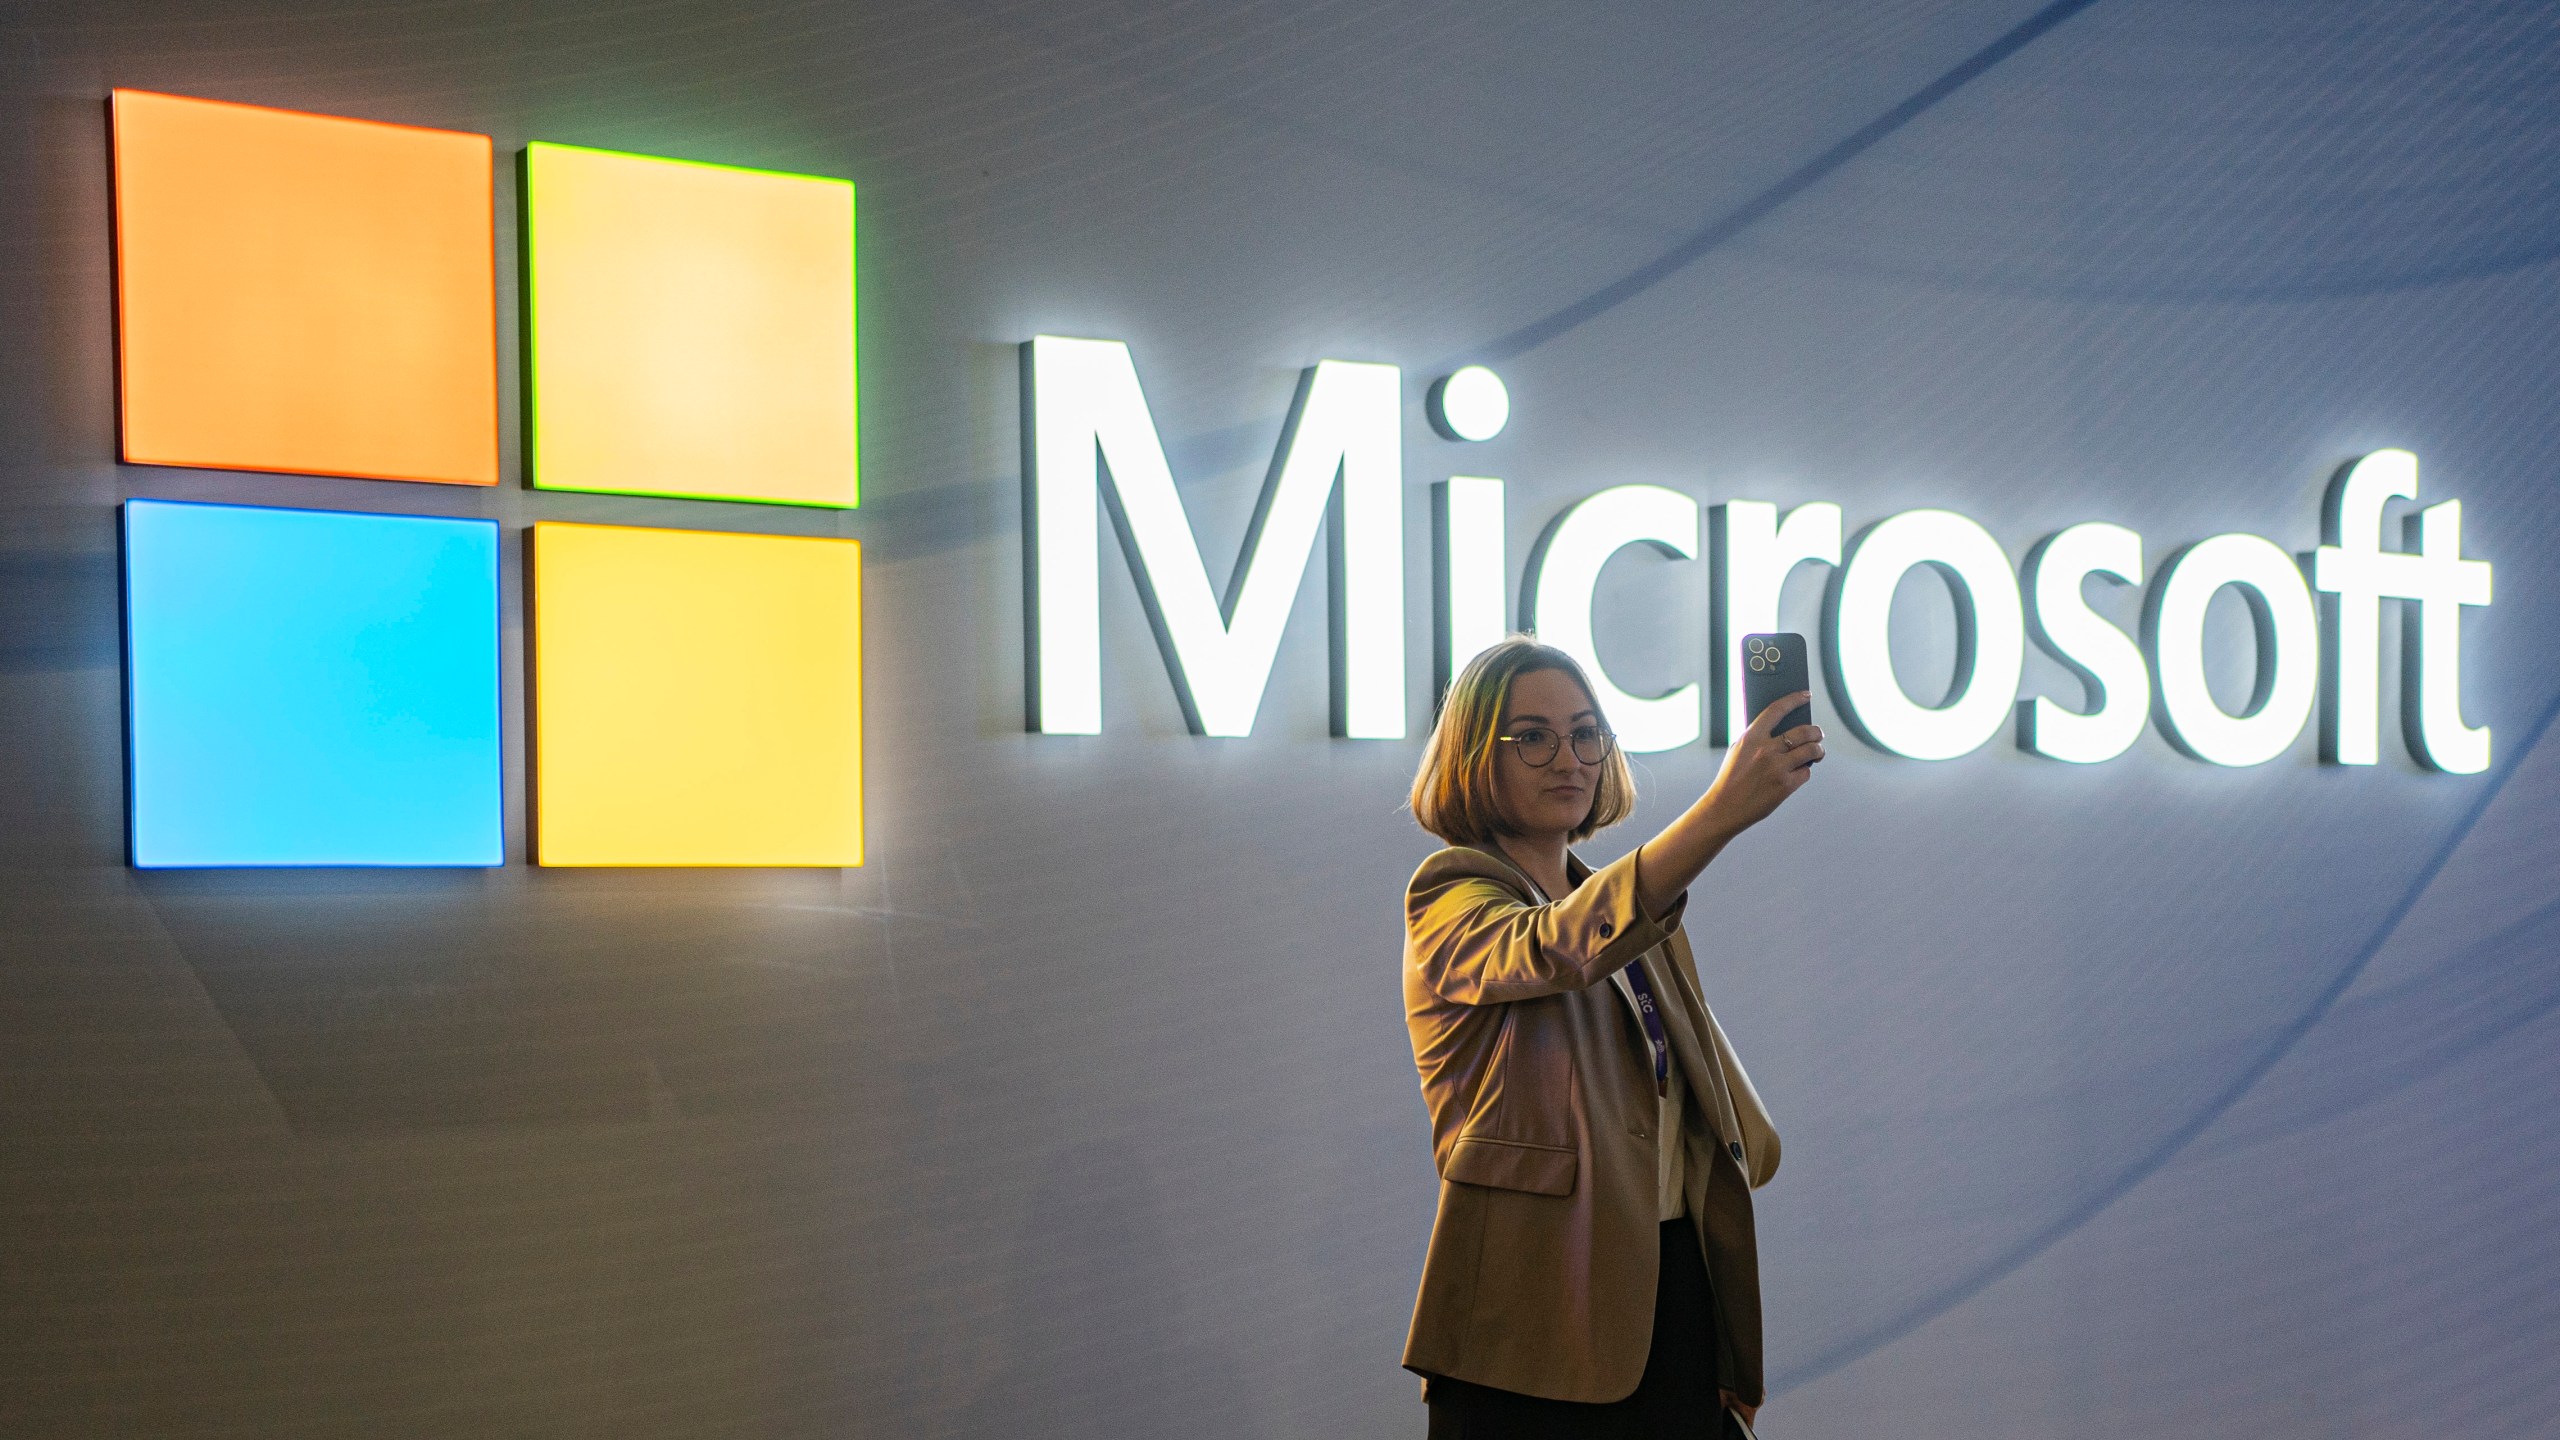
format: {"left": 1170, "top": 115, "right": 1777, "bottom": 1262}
{"left": 1443, "top": 1135, "right": 1578, "bottom": 1197}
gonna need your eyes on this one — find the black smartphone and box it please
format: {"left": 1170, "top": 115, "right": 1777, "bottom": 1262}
{"left": 1740, "top": 632, "right": 1811, "bottom": 737}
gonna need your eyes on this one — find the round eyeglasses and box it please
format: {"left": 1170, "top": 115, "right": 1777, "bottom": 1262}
{"left": 1496, "top": 724, "right": 1616, "bottom": 767}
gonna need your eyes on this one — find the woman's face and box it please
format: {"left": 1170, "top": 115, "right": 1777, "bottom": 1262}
{"left": 1492, "top": 667, "right": 1603, "bottom": 841}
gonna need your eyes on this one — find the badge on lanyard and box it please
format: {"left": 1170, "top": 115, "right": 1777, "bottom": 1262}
{"left": 1621, "top": 958, "right": 1672, "bottom": 1098}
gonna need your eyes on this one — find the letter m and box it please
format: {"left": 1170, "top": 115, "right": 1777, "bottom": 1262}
{"left": 1025, "top": 335, "right": 1405, "bottom": 738}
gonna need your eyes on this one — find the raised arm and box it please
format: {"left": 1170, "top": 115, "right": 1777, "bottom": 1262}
{"left": 1408, "top": 848, "right": 1688, "bottom": 1006}
{"left": 1634, "top": 691, "right": 1823, "bottom": 918}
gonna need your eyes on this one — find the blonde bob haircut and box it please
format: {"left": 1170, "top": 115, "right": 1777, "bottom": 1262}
{"left": 1410, "top": 635, "right": 1637, "bottom": 847}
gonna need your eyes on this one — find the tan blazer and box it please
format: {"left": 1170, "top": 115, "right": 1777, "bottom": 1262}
{"left": 1400, "top": 844, "right": 1782, "bottom": 1405}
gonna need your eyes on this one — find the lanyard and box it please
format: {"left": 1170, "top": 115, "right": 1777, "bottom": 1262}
{"left": 1620, "top": 957, "right": 1672, "bottom": 1098}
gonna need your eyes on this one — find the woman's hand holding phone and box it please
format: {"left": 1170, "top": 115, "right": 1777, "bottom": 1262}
{"left": 1703, "top": 691, "right": 1825, "bottom": 833}
{"left": 1631, "top": 690, "right": 1825, "bottom": 918}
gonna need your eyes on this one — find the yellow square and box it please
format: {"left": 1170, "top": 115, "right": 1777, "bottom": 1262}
{"left": 532, "top": 523, "right": 862, "bottom": 866}
{"left": 524, "top": 142, "right": 856, "bottom": 508}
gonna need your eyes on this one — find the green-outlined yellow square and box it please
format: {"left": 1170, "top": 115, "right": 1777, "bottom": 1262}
{"left": 524, "top": 142, "right": 856, "bottom": 508}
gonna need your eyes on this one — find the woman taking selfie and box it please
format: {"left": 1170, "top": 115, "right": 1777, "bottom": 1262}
{"left": 1401, "top": 636, "right": 1821, "bottom": 1439}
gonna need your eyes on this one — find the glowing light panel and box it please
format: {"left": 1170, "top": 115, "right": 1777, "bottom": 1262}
{"left": 110, "top": 90, "right": 497, "bottom": 486}
{"left": 533, "top": 523, "right": 863, "bottom": 867}
{"left": 1524, "top": 484, "right": 1701, "bottom": 753}
{"left": 525, "top": 143, "right": 857, "bottom": 508}
{"left": 2145, "top": 533, "right": 2317, "bottom": 767}
{"left": 122, "top": 500, "right": 501, "bottom": 867}
{"left": 1827, "top": 508, "right": 2024, "bottom": 760}
{"left": 2021, "top": 522, "right": 2149, "bottom": 763}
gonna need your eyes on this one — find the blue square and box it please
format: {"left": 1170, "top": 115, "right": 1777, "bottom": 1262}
{"left": 123, "top": 499, "right": 503, "bottom": 867}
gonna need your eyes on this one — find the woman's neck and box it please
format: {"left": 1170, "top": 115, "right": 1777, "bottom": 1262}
{"left": 1495, "top": 832, "right": 1575, "bottom": 901}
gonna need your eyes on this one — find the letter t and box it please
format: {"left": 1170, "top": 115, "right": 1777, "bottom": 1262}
{"left": 2403, "top": 498, "right": 2493, "bottom": 773}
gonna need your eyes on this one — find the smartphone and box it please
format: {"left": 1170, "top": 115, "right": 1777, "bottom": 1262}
{"left": 1740, "top": 632, "right": 1811, "bottom": 738}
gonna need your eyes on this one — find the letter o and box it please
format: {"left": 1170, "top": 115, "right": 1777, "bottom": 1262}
{"left": 1825, "top": 509, "right": 2024, "bottom": 760}
{"left": 2143, "top": 533, "right": 2318, "bottom": 767}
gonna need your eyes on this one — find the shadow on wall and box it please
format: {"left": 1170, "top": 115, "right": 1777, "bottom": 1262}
{"left": 951, "top": 1142, "right": 1269, "bottom": 1440}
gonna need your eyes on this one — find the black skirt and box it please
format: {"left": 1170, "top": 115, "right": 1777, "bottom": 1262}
{"left": 1424, "top": 1219, "right": 1737, "bottom": 1440}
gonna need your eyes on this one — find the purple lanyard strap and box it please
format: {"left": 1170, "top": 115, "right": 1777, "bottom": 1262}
{"left": 1621, "top": 957, "right": 1672, "bottom": 1098}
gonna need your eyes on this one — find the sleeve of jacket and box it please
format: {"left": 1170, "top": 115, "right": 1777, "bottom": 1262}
{"left": 1407, "top": 847, "right": 1688, "bottom": 1006}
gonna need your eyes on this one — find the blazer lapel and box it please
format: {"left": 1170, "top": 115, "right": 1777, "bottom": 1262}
{"left": 1660, "top": 929, "right": 1784, "bottom": 1187}
{"left": 1650, "top": 931, "right": 1742, "bottom": 1149}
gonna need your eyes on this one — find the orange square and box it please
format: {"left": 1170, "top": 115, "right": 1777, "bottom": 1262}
{"left": 111, "top": 90, "right": 498, "bottom": 486}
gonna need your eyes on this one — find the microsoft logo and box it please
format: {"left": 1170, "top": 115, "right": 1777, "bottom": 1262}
{"left": 112, "top": 90, "right": 864, "bottom": 868}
